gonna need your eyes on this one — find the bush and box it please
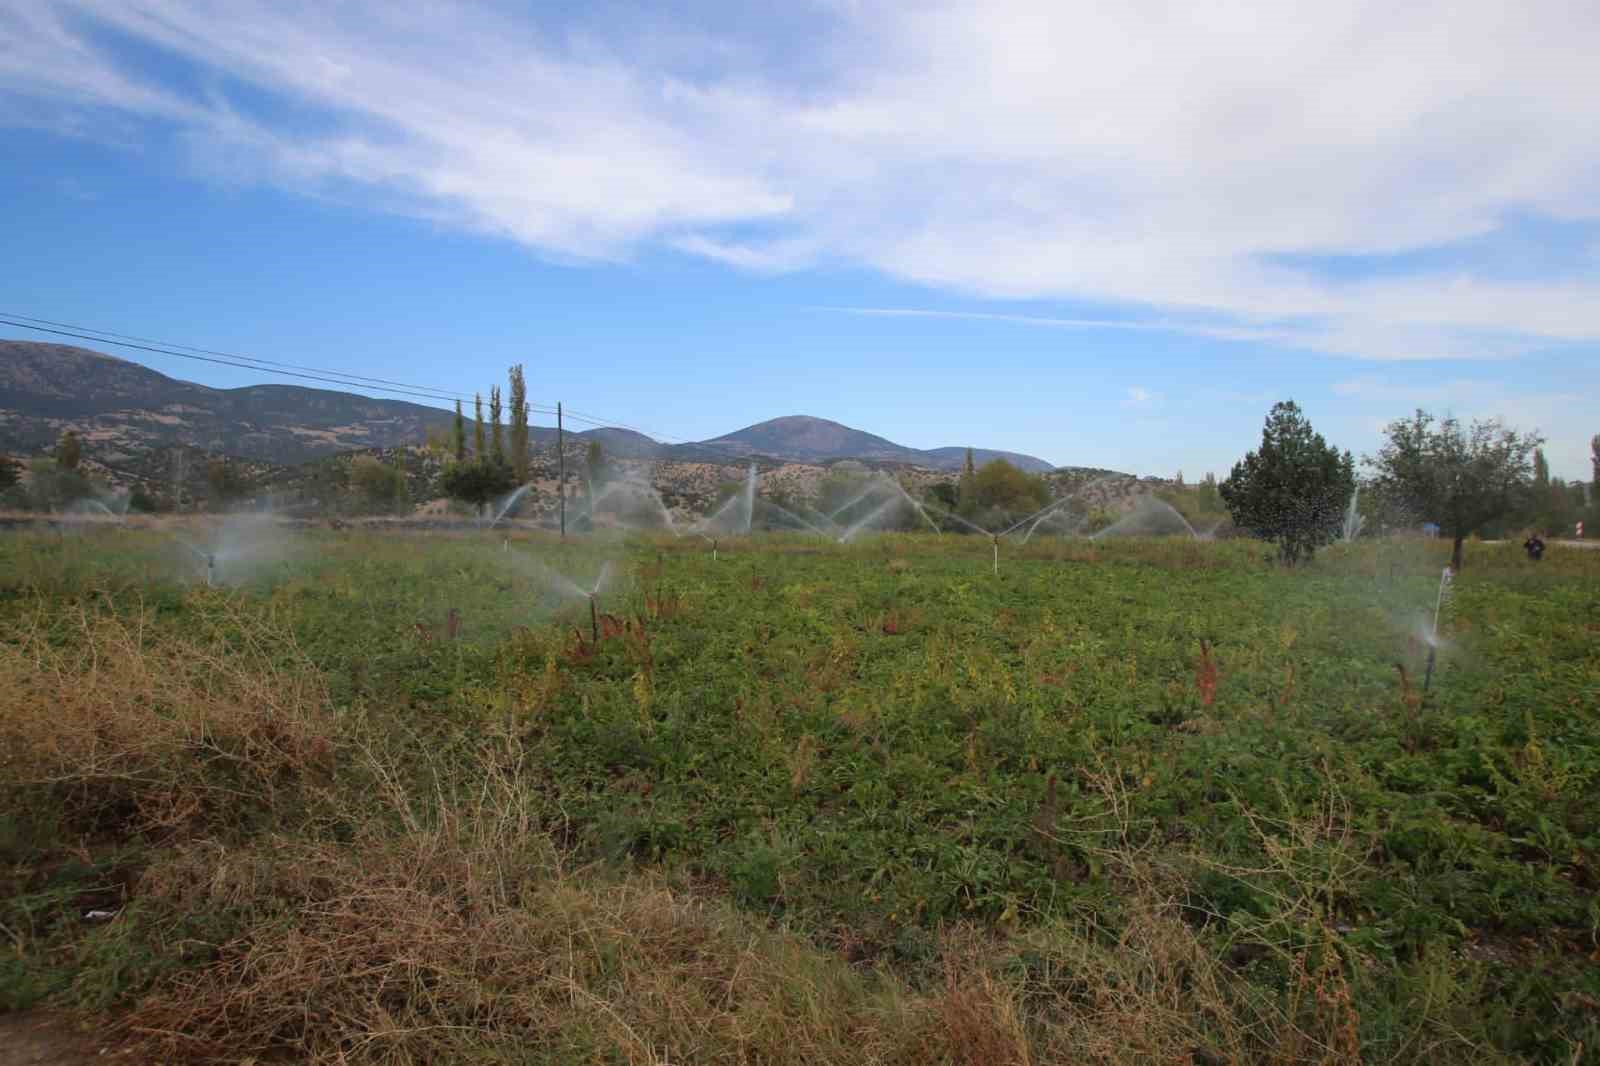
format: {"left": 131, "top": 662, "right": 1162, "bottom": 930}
{"left": 441, "top": 458, "right": 516, "bottom": 511}
{"left": 25, "top": 458, "right": 92, "bottom": 511}
{"left": 350, "top": 455, "right": 409, "bottom": 514}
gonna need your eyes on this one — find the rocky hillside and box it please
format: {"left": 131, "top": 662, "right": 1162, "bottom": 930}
{"left": 3, "top": 342, "right": 1054, "bottom": 474}
{"left": 0, "top": 340, "right": 455, "bottom": 465}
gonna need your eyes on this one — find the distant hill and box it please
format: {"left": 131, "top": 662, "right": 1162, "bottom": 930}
{"left": 918, "top": 446, "right": 1056, "bottom": 474}
{"left": 0, "top": 340, "right": 1054, "bottom": 474}
{"left": 0, "top": 340, "right": 456, "bottom": 465}
{"left": 693, "top": 415, "right": 1054, "bottom": 472}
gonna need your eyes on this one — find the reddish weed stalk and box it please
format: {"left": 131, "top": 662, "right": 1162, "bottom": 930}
{"left": 1194, "top": 639, "right": 1219, "bottom": 708}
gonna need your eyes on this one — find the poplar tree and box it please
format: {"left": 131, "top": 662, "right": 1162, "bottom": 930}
{"left": 1589, "top": 434, "right": 1600, "bottom": 536}
{"left": 508, "top": 364, "right": 529, "bottom": 481}
{"left": 957, "top": 447, "right": 978, "bottom": 516}
{"left": 453, "top": 400, "right": 466, "bottom": 462}
{"left": 490, "top": 386, "right": 504, "bottom": 464}
{"left": 473, "top": 393, "right": 485, "bottom": 457}
{"left": 1591, "top": 435, "right": 1599, "bottom": 499}
{"left": 55, "top": 430, "right": 82, "bottom": 471}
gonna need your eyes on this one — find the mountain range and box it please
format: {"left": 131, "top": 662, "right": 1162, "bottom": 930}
{"left": 0, "top": 340, "right": 1055, "bottom": 473}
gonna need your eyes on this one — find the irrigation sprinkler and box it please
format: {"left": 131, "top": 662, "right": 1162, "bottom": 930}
{"left": 179, "top": 539, "right": 217, "bottom": 586}
{"left": 992, "top": 535, "right": 999, "bottom": 576}
{"left": 589, "top": 594, "right": 599, "bottom": 646}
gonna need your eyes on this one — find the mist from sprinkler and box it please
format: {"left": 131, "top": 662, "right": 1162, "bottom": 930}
{"left": 1422, "top": 565, "right": 1455, "bottom": 693}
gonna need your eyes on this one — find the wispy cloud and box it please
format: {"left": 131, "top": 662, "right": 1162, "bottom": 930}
{"left": 4, "top": 0, "right": 1600, "bottom": 359}
{"left": 673, "top": 235, "right": 819, "bottom": 274}
{"left": 826, "top": 306, "right": 1277, "bottom": 342}
{"left": 1329, "top": 374, "right": 1592, "bottom": 472}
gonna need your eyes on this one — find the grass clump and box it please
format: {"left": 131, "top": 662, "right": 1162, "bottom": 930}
{"left": 0, "top": 592, "right": 335, "bottom": 843}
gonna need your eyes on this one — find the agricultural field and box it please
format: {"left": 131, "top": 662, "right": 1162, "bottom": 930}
{"left": 2, "top": 524, "right": 1598, "bottom": 1064}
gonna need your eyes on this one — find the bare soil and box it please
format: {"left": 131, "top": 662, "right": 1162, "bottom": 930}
{"left": 0, "top": 1012, "right": 143, "bottom": 1066}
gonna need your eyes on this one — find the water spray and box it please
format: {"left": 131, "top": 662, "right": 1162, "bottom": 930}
{"left": 1432, "top": 566, "right": 1452, "bottom": 640}
{"left": 1424, "top": 566, "right": 1454, "bottom": 694}
{"left": 743, "top": 463, "right": 757, "bottom": 536}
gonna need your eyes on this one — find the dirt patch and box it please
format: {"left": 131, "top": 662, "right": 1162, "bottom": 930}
{"left": 0, "top": 1012, "right": 141, "bottom": 1065}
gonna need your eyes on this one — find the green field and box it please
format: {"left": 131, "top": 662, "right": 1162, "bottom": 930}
{"left": 3, "top": 525, "right": 1598, "bottom": 1063}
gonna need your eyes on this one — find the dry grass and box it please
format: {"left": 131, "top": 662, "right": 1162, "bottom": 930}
{"left": 0, "top": 593, "right": 335, "bottom": 840}
{"left": 101, "top": 734, "right": 1393, "bottom": 1066}
{"left": 122, "top": 827, "right": 1382, "bottom": 1064}
{"left": 123, "top": 758, "right": 939, "bottom": 1064}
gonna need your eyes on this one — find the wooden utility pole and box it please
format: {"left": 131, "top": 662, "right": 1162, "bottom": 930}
{"left": 557, "top": 401, "right": 566, "bottom": 540}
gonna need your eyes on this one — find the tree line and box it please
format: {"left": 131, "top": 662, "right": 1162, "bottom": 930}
{"left": 1218, "top": 401, "right": 1593, "bottom": 569}
{"left": 2, "top": 379, "right": 1594, "bottom": 550}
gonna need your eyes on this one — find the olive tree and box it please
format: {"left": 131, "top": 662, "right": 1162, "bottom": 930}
{"left": 1367, "top": 410, "right": 1542, "bottom": 570}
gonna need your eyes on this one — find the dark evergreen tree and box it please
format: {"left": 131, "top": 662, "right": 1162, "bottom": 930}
{"left": 453, "top": 400, "right": 466, "bottom": 462}
{"left": 1220, "top": 401, "right": 1354, "bottom": 565}
{"left": 473, "top": 394, "right": 486, "bottom": 457}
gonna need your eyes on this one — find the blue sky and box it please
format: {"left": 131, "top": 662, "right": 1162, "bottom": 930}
{"left": 2, "top": 1, "right": 1596, "bottom": 479}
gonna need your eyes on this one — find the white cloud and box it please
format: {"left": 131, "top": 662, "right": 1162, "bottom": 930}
{"left": 1328, "top": 375, "right": 1593, "bottom": 476}
{"left": 670, "top": 235, "right": 819, "bottom": 273}
{"left": 1124, "top": 386, "right": 1159, "bottom": 408}
{"left": 4, "top": 0, "right": 1600, "bottom": 359}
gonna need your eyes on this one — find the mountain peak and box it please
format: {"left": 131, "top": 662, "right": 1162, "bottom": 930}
{"left": 701, "top": 414, "right": 1053, "bottom": 472}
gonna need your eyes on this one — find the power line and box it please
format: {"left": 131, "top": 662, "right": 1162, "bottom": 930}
{"left": 0, "top": 317, "right": 467, "bottom": 405}
{"left": 1, "top": 312, "right": 757, "bottom": 460}
{"left": 1, "top": 311, "right": 476, "bottom": 402}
